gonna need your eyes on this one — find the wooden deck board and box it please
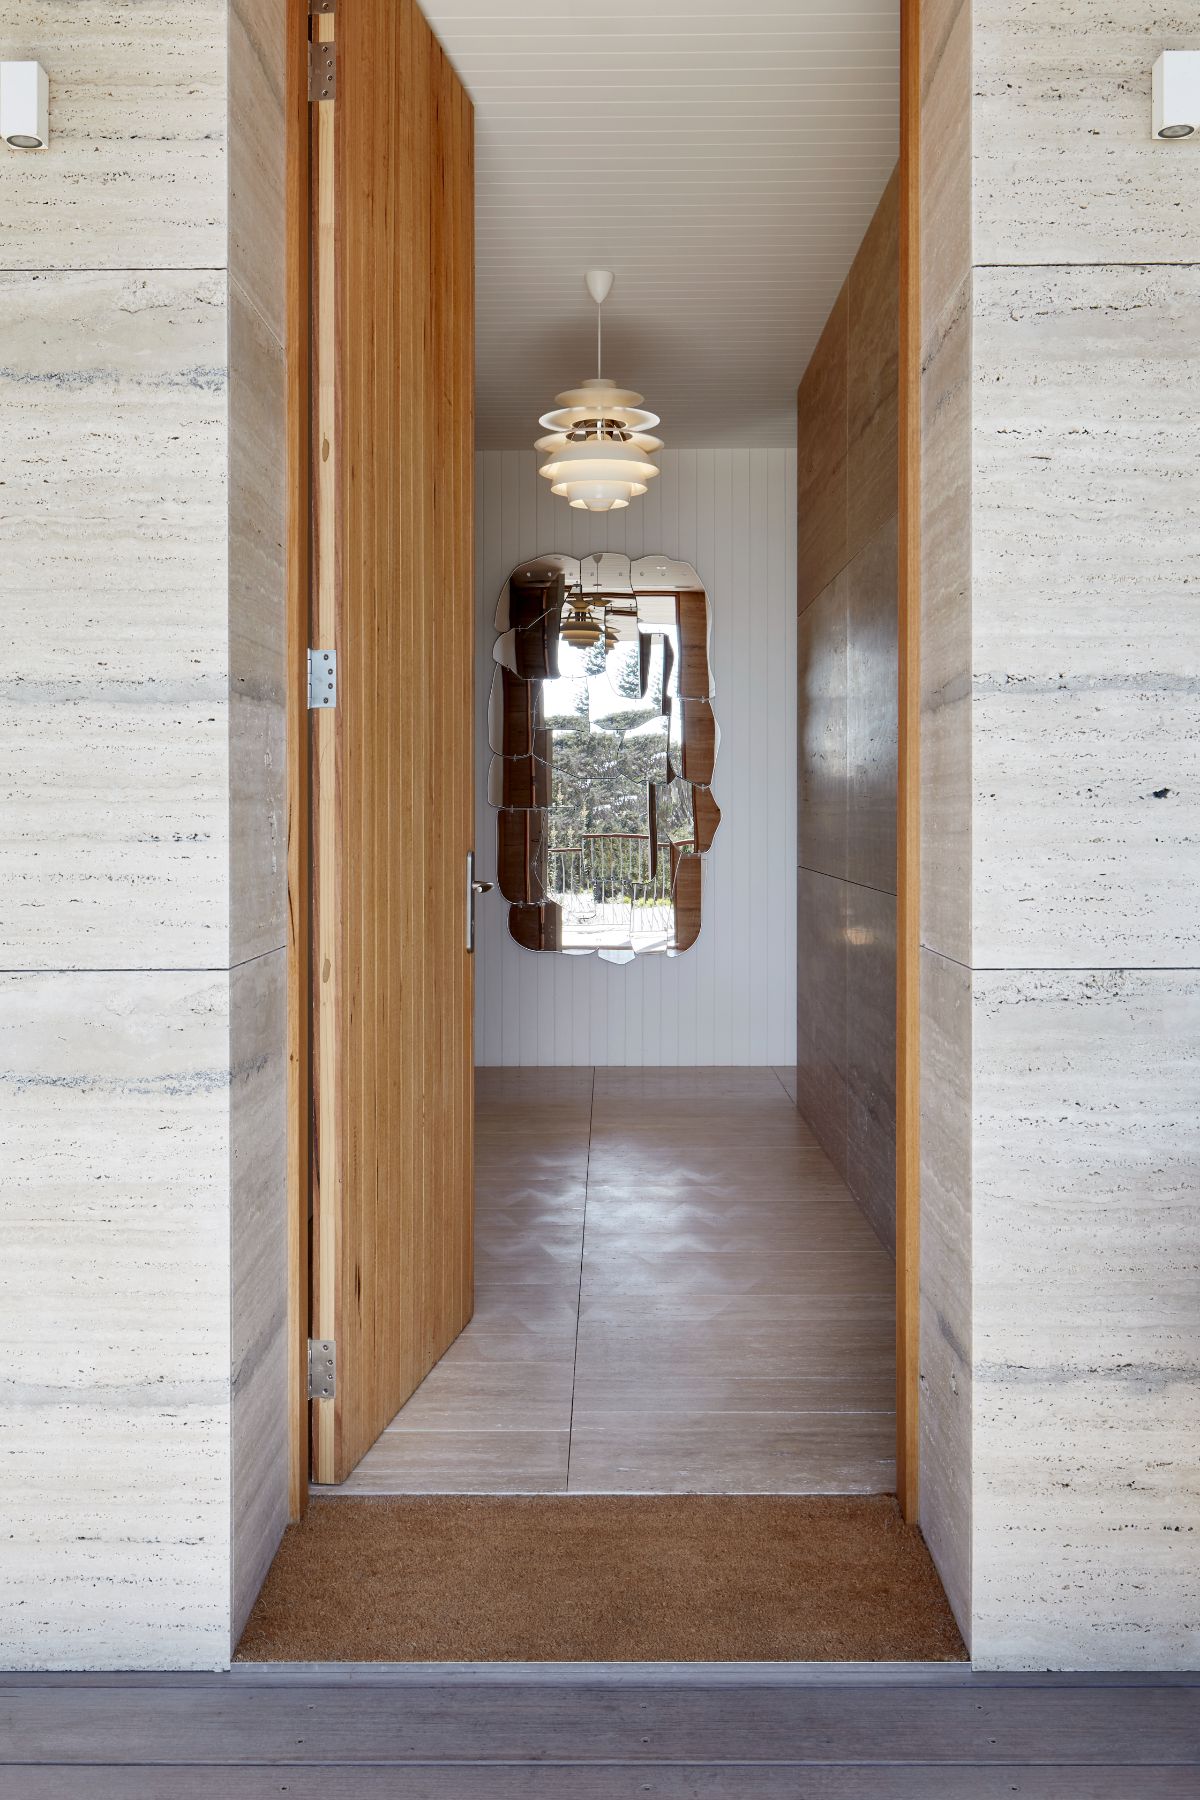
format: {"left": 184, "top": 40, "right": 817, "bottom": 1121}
{"left": 2, "top": 1768, "right": 1198, "bottom": 1800}
{"left": 1, "top": 1670, "right": 1196, "bottom": 1772}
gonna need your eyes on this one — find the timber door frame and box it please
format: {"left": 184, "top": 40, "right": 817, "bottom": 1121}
{"left": 283, "top": 0, "right": 924, "bottom": 1524}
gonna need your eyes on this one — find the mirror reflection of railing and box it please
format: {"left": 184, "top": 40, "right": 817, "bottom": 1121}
{"left": 547, "top": 832, "right": 698, "bottom": 953}
{"left": 489, "top": 553, "right": 720, "bottom": 963}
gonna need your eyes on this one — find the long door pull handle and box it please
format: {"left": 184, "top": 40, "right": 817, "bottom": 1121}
{"left": 466, "top": 853, "right": 492, "bottom": 952}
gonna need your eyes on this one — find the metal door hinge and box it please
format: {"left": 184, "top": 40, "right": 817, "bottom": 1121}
{"left": 308, "top": 38, "right": 335, "bottom": 102}
{"left": 308, "top": 648, "right": 336, "bottom": 709}
{"left": 309, "top": 0, "right": 335, "bottom": 12}
{"left": 308, "top": 1338, "right": 336, "bottom": 1400}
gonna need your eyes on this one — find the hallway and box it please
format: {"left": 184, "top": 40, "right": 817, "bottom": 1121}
{"left": 334, "top": 1068, "right": 896, "bottom": 1497}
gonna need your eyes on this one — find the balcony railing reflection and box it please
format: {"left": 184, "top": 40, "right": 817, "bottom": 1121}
{"left": 548, "top": 832, "right": 694, "bottom": 938}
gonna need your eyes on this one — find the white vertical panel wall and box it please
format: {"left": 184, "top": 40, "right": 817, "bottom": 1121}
{"left": 474, "top": 449, "right": 797, "bottom": 1066}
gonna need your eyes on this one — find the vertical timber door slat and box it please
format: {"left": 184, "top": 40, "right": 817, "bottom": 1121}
{"left": 310, "top": 0, "right": 475, "bottom": 1487}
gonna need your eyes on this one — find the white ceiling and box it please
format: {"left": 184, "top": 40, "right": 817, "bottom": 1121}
{"left": 421, "top": 0, "right": 899, "bottom": 449}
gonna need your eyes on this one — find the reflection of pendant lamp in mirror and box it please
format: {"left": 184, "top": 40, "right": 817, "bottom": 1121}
{"left": 560, "top": 599, "right": 618, "bottom": 652}
{"left": 536, "top": 271, "right": 663, "bottom": 514}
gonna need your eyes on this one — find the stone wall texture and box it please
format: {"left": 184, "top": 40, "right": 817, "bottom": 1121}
{"left": 919, "top": 0, "right": 1200, "bottom": 1668}
{"left": 0, "top": 0, "right": 289, "bottom": 1667}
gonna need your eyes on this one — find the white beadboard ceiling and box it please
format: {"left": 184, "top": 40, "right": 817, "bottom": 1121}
{"left": 421, "top": 0, "right": 899, "bottom": 449}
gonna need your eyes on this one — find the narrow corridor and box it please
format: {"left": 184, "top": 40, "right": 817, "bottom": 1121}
{"left": 333, "top": 1068, "right": 895, "bottom": 1496}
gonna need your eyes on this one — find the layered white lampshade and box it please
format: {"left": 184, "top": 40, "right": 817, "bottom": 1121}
{"left": 536, "top": 278, "right": 663, "bottom": 513}
{"left": 560, "top": 601, "right": 618, "bottom": 649}
{"left": 537, "top": 400, "right": 661, "bottom": 512}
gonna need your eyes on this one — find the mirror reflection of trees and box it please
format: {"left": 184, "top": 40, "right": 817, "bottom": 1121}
{"left": 489, "top": 555, "right": 720, "bottom": 963}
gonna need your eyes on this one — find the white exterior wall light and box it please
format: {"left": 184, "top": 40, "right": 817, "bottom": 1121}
{"left": 1, "top": 61, "right": 49, "bottom": 149}
{"left": 1152, "top": 50, "right": 1200, "bottom": 139}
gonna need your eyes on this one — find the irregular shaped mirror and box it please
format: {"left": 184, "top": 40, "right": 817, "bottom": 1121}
{"left": 489, "top": 554, "right": 720, "bottom": 960}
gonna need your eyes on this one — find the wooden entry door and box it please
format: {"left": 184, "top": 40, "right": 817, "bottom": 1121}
{"left": 309, "top": 0, "right": 475, "bottom": 1485}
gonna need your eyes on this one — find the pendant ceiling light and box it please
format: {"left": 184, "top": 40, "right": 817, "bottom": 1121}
{"left": 537, "top": 271, "right": 662, "bottom": 513}
{"left": 560, "top": 597, "right": 618, "bottom": 651}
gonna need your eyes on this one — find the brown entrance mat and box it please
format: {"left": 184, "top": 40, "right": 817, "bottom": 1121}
{"left": 235, "top": 1494, "right": 966, "bottom": 1662}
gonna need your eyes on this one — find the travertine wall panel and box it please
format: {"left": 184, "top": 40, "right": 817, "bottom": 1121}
{"left": 917, "top": 950, "right": 973, "bottom": 1642}
{"left": 916, "top": 0, "right": 974, "bottom": 1650}
{"left": 972, "top": 968, "right": 1200, "bottom": 1669}
{"left": 0, "top": 0, "right": 288, "bottom": 1669}
{"left": 230, "top": 0, "right": 287, "bottom": 341}
{"left": 918, "top": 276, "right": 972, "bottom": 971}
{"left": 229, "top": 280, "right": 288, "bottom": 968}
{"left": 230, "top": 949, "right": 288, "bottom": 1642}
{"left": 0, "top": 2, "right": 226, "bottom": 270}
{"left": 972, "top": 263, "right": 1200, "bottom": 969}
{"left": 920, "top": 0, "right": 971, "bottom": 339}
{"left": 0, "top": 272, "right": 229, "bottom": 969}
{"left": 919, "top": 0, "right": 1200, "bottom": 1668}
{"left": 226, "top": 0, "right": 289, "bottom": 1648}
{"left": 974, "top": 0, "right": 1200, "bottom": 267}
{"left": 0, "top": 971, "right": 232, "bottom": 1669}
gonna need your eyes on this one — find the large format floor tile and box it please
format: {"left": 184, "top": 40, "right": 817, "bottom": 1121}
{"left": 567, "top": 1414, "right": 897, "bottom": 1496}
{"left": 335, "top": 1431, "right": 570, "bottom": 1495}
{"left": 328, "top": 1067, "right": 896, "bottom": 1497}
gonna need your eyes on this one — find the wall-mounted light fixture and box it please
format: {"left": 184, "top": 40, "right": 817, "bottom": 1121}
{"left": 1152, "top": 50, "right": 1200, "bottom": 139}
{"left": 0, "top": 60, "right": 49, "bottom": 149}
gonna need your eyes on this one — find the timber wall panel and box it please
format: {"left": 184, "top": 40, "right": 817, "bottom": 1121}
{"left": 795, "top": 172, "right": 900, "bottom": 1257}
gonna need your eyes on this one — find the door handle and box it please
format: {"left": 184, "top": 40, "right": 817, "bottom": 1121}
{"left": 466, "top": 852, "right": 492, "bottom": 953}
